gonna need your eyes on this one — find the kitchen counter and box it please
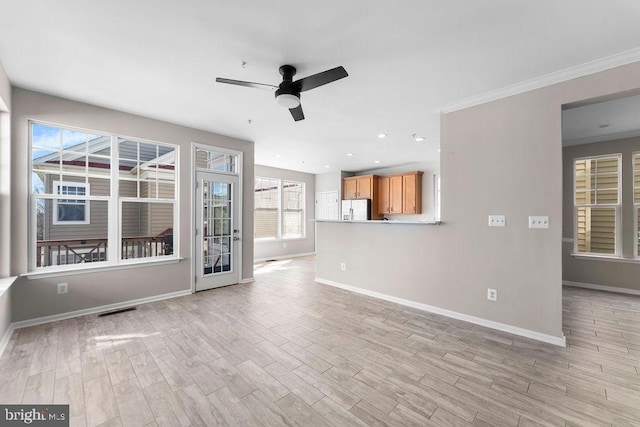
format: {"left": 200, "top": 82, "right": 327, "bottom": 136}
{"left": 315, "top": 219, "right": 441, "bottom": 225}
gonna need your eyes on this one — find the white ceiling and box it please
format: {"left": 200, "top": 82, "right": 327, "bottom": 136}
{"left": 2, "top": 1, "right": 640, "bottom": 174}
{"left": 563, "top": 93, "right": 640, "bottom": 146}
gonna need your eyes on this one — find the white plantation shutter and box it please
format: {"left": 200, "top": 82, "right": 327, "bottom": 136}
{"left": 574, "top": 155, "right": 620, "bottom": 255}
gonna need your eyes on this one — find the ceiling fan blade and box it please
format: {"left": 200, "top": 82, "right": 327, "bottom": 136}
{"left": 215, "top": 78, "right": 277, "bottom": 90}
{"left": 289, "top": 104, "right": 305, "bottom": 121}
{"left": 295, "top": 66, "right": 348, "bottom": 92}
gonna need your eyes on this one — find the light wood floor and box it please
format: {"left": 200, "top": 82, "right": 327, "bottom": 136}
{"left": 1, "top": 256, "right": 640, "bottom": 426}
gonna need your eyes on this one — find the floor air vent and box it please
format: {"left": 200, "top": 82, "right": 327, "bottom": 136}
{"left": 98, "top": 307, "right": 137, "bottom": 317}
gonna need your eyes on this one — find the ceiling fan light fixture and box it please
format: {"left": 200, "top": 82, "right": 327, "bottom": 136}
{"left": 275, "top": 93, "right": 300, "bottom": 109}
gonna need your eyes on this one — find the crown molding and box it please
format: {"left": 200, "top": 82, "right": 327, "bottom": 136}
{"left": 441, "top": 47, "right": 640, "bottom": 114}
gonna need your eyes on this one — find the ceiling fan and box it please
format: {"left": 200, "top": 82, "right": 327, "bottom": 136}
{"left": 216, "top": 65, "right": 348, "bottom": 121}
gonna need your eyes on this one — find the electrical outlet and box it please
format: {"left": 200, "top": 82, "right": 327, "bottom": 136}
{"left": 488, "top": 215, "right": 506, "bottom": 227}
{"left": 528, "top": 216, "right": 549, "bottom": 229}
{"left": 340, "top": 262, "right": 346, "bottom": 271}
{"left": 487, "top": 288, "right": 497, "bottom": 301}
{"left": 57, "top": 282, "right": 68, "bottom": 295}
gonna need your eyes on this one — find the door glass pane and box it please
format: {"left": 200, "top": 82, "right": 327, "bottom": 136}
{"left": 203, "top": 180, "right": 232, "bottom": 276}
{"left": 196, "top": 149, "right": 237, "bottom": 173}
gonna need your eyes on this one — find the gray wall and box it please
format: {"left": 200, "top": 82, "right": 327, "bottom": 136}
{"left": 254, "top": 165, "right": 315, "bottom": 261}
{"left": 563, "top": 137, "right": 640, "bottom": 291}
{"left": 10, "top": 88, "right": 255, "bottom": 322}
{"left": 317, "top": 61, "right": 640, "bottom": 340}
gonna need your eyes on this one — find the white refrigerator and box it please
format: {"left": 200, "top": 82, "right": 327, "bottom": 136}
{"left": 341, "top": 199, "right": 371, "bottom": 221}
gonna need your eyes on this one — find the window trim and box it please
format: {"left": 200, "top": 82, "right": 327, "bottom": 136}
{"left": 254, "top": 176, "right": 306, "bottom": 241}
{"left": 433, "top": 174, "right": 441, "bottom": 221}
{"left": 572, "top": 153, "right": 622, "bottom": 257}
{"left": 52, "top": 180, "right": 90, "bottom": 225}
{"left": 29, "top": 120, "right": 180, "bottom": 273}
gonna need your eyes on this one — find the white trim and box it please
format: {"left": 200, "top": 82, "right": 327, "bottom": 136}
{"left": 23, "top": 257, "right": 183, "bottom": 280}
{"left": 0, "top": 324, "right": 16, "bottom": 359}
{"left": 441, "top": 48, "right": 640, "bottom": 113}
{"left": 12, "top": 289, "right": 193, "bottom": 331}
{"left": 0, "top": 288, "right": 192, "bottom": 358}
{"left": 315, "top": 277, "right": 566, "bottom": 347}
{"left": 563, "top": 280, "right": 640, "bottom": 296}
{"left": 0, "top": 276, "right": 18, "bottom": 298}
{"left": 240, "top": 278, "right": 255, "bottom": 284}
{"left": 570, "top": 253, "right": 640, "bottom": 264}
{"left": 254, "top": 252, "right": 316, "bottom": 263}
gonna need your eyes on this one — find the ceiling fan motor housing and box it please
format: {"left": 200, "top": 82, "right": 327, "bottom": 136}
{"left": 275, "top": 65, "right": 301, "bottom": 108}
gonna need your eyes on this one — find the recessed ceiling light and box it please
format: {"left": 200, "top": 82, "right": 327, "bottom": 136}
{"left": 346, "top": 153, "right": 355, "bottom": 157}
{"left": 437, "top": 148, "right": 442, "bottom": 152}
{"left": 374, "top": 160, "right": 381, "bottom": 164}
{"left": 377, "top": 133, "right": 387, "bottom": 139}
{"left": 275, "top": 154, "right": 282, "bottom": 158}
{"left": 413, "top": 134, "right": 425, "bottom": 142}
{"left": 324, "top": 165, "right": 331, "bottom": 168}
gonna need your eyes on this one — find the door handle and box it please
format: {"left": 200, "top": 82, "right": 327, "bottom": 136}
{"left": 233, "top": 237, "right": 240, "bottom": 241}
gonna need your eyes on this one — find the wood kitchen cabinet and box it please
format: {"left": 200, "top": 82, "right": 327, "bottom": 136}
{"left": 402, "top": 171, "right": 423, "bottom": 214}
{"left": 343, "top": 175, "right": 376, "bottom": 199}
{"left": 343, "top": 172, "right": 422, "bottom": 218}
{"left": 378, "top": 175, "right": 403, "bottom": 214}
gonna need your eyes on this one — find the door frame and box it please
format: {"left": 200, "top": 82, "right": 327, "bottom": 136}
{"left": 191, "top": 143, "right": 243, "bottom": 293}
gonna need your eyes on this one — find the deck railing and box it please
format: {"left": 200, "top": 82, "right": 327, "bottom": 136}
{"left": 36, "top": 235, "right": 172, "bottom": 267}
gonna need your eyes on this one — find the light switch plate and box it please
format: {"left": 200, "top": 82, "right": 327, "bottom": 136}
{"left": 488, "top": 215, "right": 506, "bottom": 227}
{"left": 529, "top": 216, "right": 550, "bottom": 229}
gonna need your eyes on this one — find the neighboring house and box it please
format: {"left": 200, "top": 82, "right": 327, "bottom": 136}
{"left": 32, "top": 131, "right": 175, "bottom": 267}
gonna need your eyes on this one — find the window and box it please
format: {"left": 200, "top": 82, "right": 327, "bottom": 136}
{"left": 31, "top": 122, "right": 178, "bottom": 270}
{"left": 254, "top": 178, "right": 279, "bottom": 239}
{"left": 573, "top": 154, "right": 620, "bottom": 256}
{"left": 254, "top": 177, "right": 305, "bottom": 239}
{"left": 434, "top": 174, "right": 441, "bottom": 221}
{"left": 53, "top": 181, "right": 90, "bottom": 224}
{"left": 282, "top": 181, "right": 304, "bottom": 238}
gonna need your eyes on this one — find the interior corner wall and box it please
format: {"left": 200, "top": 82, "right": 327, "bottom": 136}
{"left": 562, "top": 137, "right": 640, "bottom": 291}
{"left": 254, "top": 164, "right": 315, "bottom": 261}
{"left": 317, "top": 61, "right": 640, "bottom": 340}
{"left": 9, "top": 88, "right": 254, "bottom": 322}
{"left": 0, "top": 59, "right": 11, "bottom": 279}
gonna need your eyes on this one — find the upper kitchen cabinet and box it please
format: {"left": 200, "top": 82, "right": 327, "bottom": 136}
{"left": 402, "top": 171, "right": 423, "bottom": 214}
{"left": 378, "top": 175, "right": 403, "bottom": 214}
{"left": 343, "top": 175, "right": 377, "bottom": 199}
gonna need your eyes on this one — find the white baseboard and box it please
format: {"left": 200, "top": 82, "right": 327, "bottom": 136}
{"left": 6, "top": 289, "right": 192, "bottom": 345}
{"left": 315, "top": 278, "right": 566, "bottom": 347}
{"left": 254, "top": 252, "right": 316, "bottom": 263}
{"left": 240, "top": 278, "right": 255, "bottom": 284}
{"left": 563, "top": 280, "right": 640, "bottom": 296}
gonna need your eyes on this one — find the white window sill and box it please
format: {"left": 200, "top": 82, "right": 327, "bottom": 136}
{"left": 0, "top": 276, "right": 19, "bottom": 298}
{"left": 570, "top": 253, "right": 640, "bottom": 264}
{"left": 255, "top": 237, "right": 307, "bottom": 242}
{"left": 23, "top": 256, "right": 184, "bottom": 280}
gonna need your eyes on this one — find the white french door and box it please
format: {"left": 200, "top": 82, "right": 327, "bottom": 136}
{"left": 195, "top": 171, "right": 240, "bottom": 290}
